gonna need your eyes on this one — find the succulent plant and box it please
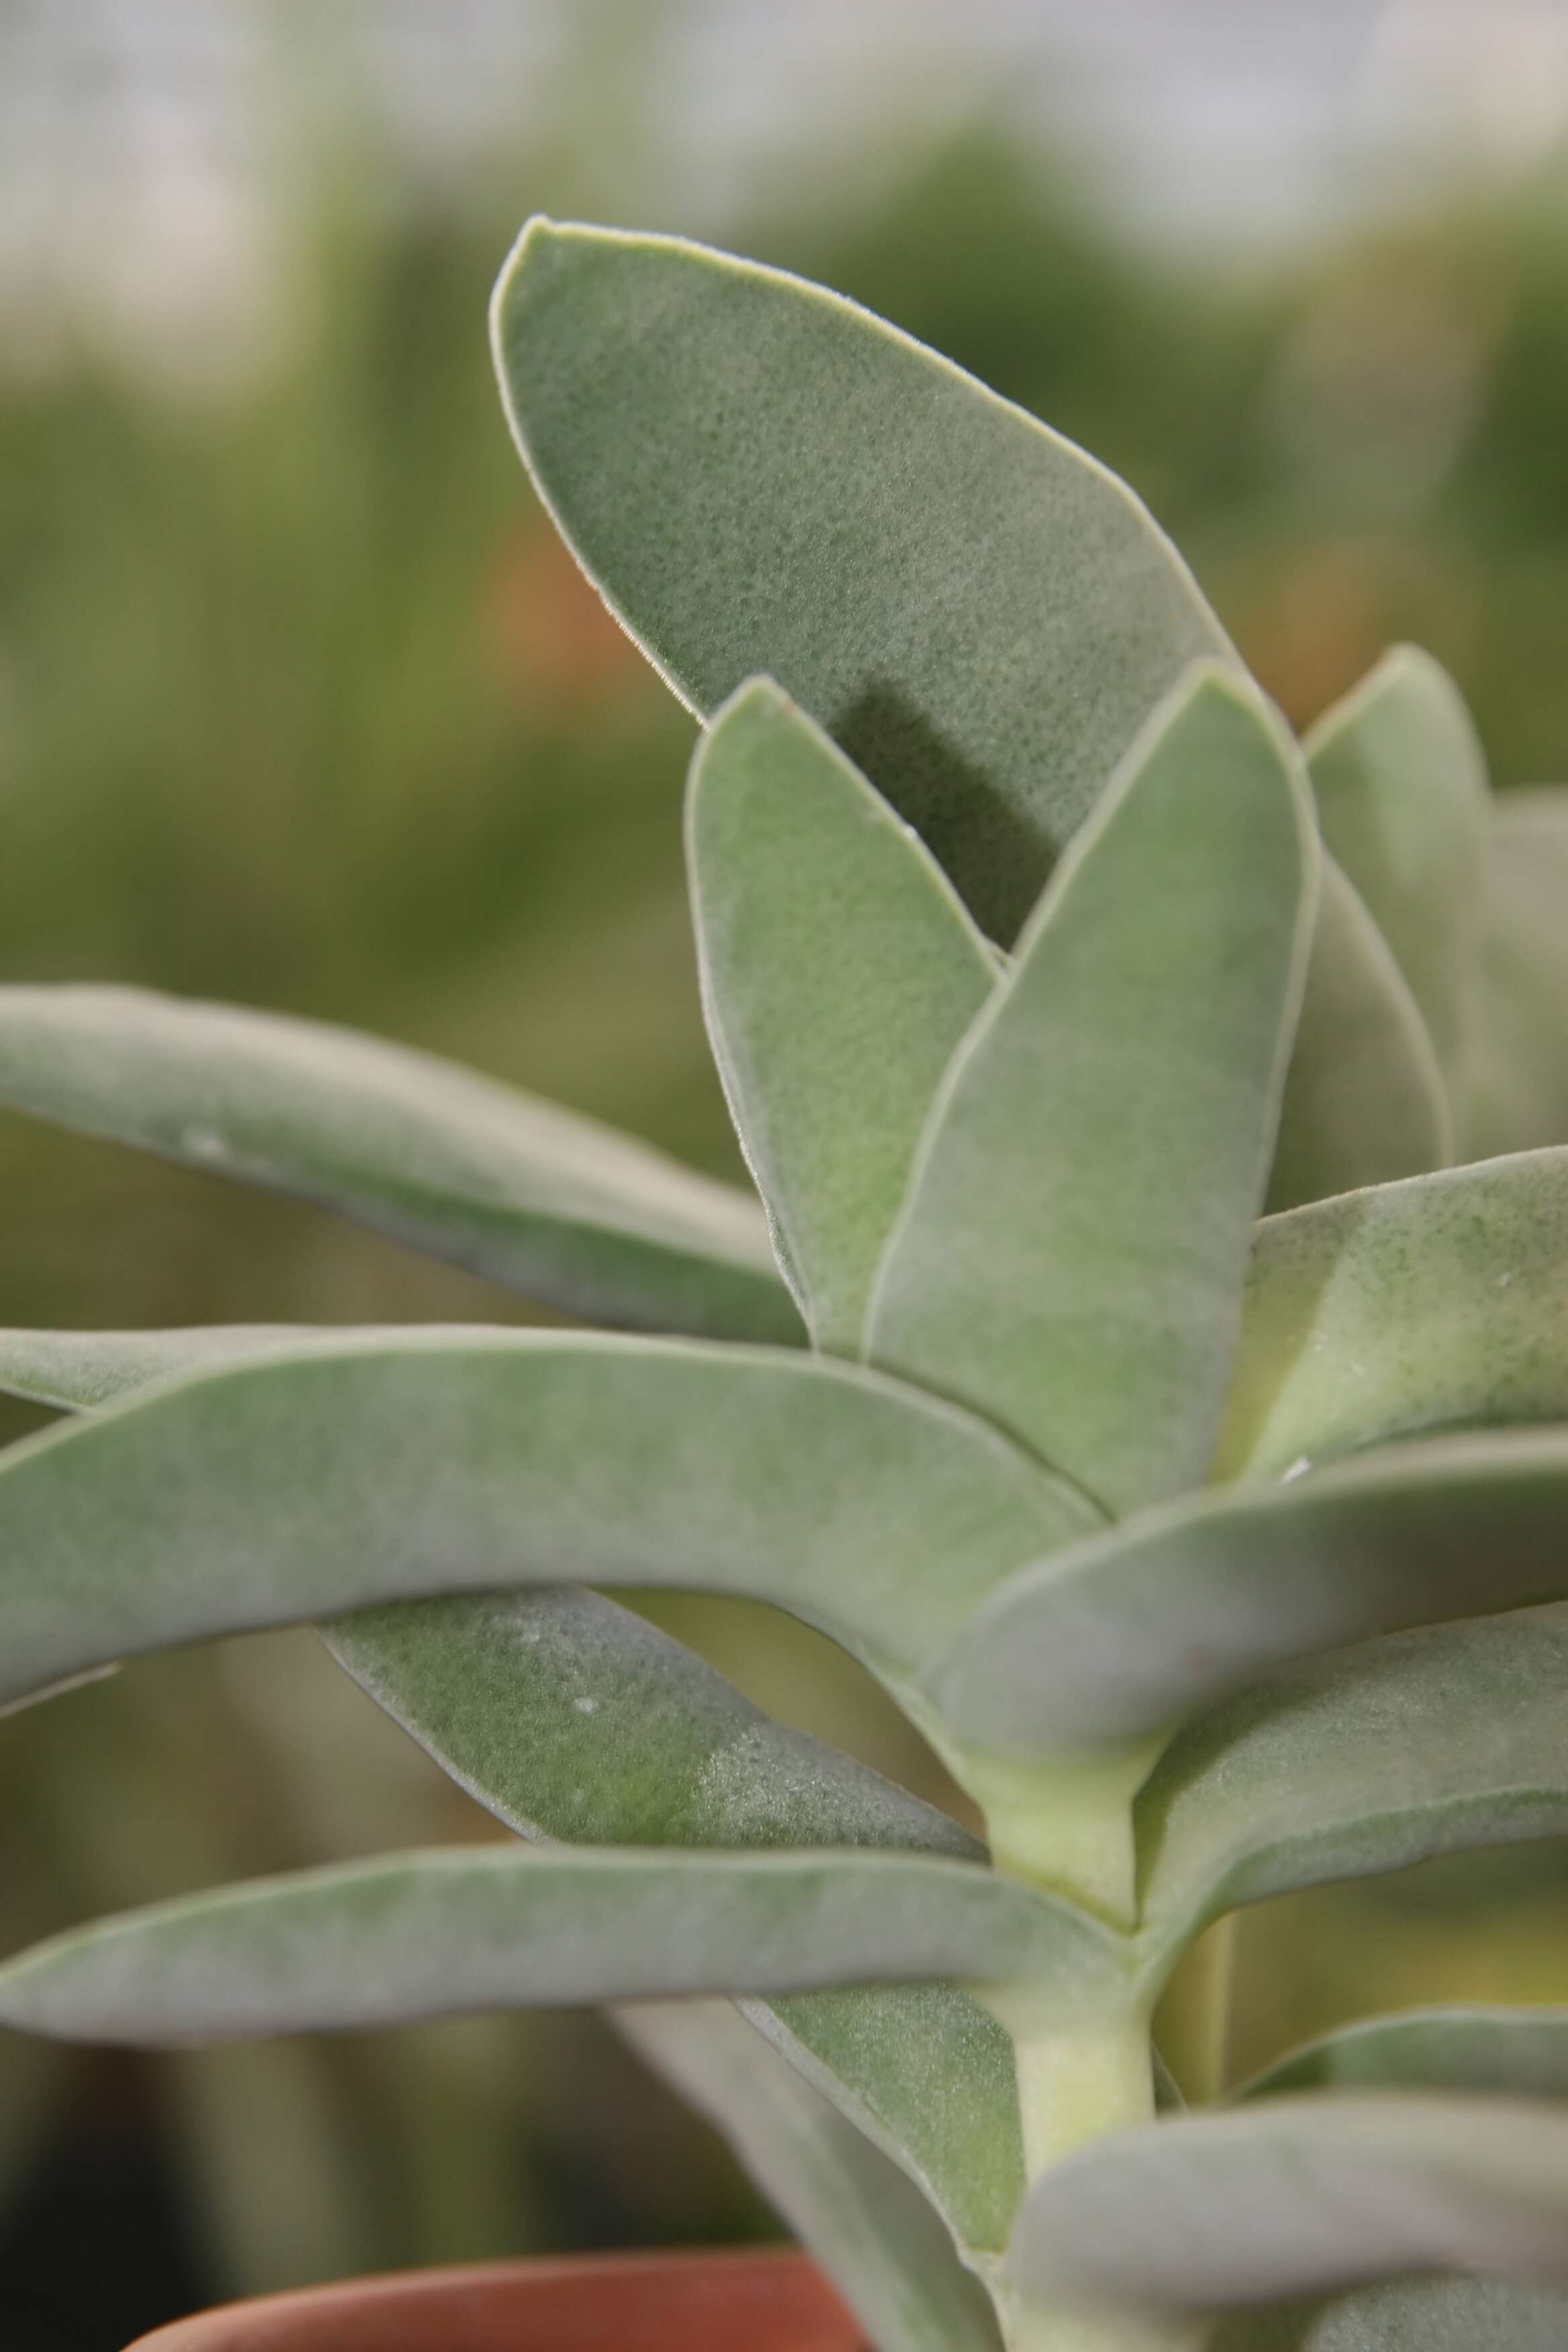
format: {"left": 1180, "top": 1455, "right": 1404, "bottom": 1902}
{"left": 0, "top": 220, "right": 1567, "bottom": 2351}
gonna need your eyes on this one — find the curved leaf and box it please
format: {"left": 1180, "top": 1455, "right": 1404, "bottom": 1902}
{"left": 329, "top": 1587, "right": 1026, "bottom": 2253}
{"left": 1239, "top": 2007, "right": 1568, "bottom": 2104}
{"left": 1304, "top": 648, "right": 1489, "bottom": 1089}
{"left": 688, "top": 680, "right": 995, "bottom": 1352}
{"left": 0, "top": 1847, "right": 1121, "bottom": 2043}
{"left": 1008, "top": 2095, "right": 1568, "bottom": 2314}
{"left": 1265, "top": 859, "right": 1450, "bottom": 1216}
{"left": 491, "top": 219, "right": 1238, "bottom": 941}
{"left": 1135, "top": 1605, "right": 1568, "bottom": 1949}
{"left": 867, "top": 669, "right": 1314, "bottom": 1516}
{"left": 934, "top": 1425, "right": 1568, "bottom": 1755}
{"left": 0, "top": 1323, "right": 354, "bottom": 1413}
{"left": 1461, "top": 788, "right": 1568, "bottom": 1159}
{"left": 1220, "top": 1148, "right": 1568, "bottom": 1483}
{"left": 0, "top": 985, "right": 799, "bottom": 1344}
{"left": 0, "top": 1330, "right": 1099, "bottom": 1708}
{"left": 618, "top": 2000, "right": 1006, "bottom": 2352}
{"left": 1214, "top": 2273, "right": 1568, "bottom": 2351}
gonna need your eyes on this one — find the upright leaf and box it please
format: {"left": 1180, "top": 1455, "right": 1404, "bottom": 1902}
{"left": 867, "top": 669, "right": 1314, "bottom": 1517}
{"left": 1265, "top": 859, "right": 1450, "bottom": 1215}
{"left": 1134, "top": 1605, "right": 1568, "bottom": 1951}
{"left": 492, "top": 219, "right": 1238, "bottom": 940}
{"left": 1240, "top": 2008, "right": 1568, "bottom": 2104}
{"left": 1220, "top": 1148, "right": 1568, "bottom": 1482}
{"left": 1304, "top": 647, "right": 1490, "bottom": 1089}
{"left": 618, "top": 2001, "right": 1006, "bottom": 2352}
{"left": 934, "top": 1425, "right": 1568, "bottom": 1755}
{"left": 1461, "top": 788, "right": 1568, "bottom": 1159}
{"left": 1008, "top": 2095, "right": 1568, "bottom": 2314}
{"left": 0, "top": 1329, "right": 1099, "bottom": 1709}
{"left": 0, "top": 986, "right": 800, "bottom": 1343}
{"left": 688, "top": 680, "right": 995, "bottom": 1352}
{"left": 0, "top": 1846, "right": 1120, "bottom": 2041}
{"left": 329, "top": 1587, "right": 1028, "bottom": 2253}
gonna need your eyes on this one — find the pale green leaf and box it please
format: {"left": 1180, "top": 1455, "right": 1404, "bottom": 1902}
{"left": 1214, "top": 2273, "right": 1568, "bottom": 2351}
{"left": 866, "top": 669, "right": 1314, "bottom": 1517}
{"left": 0, "top": 985, "right": 800, "bottom": 1344}
{"left": 1461, "top": 789, "right": 1568, "bottom": 1159}
{"left": 1239, "top": 2007, "right": 1568, "bottom": 2104}
{"left": 1135, "top": 1606, "right": 1568, "bottom": 1950}
{"left": 491, "top": 219, "right": 1238, "bottom": 942}
{"left": 1008, "top": 2095, "right": 1568, "bottom": 2314}
{"left": 618, "top": 2000, "right": 1005, "bottom": 2352}
{"left": 1304, "top": 647, "right": 1490, "bottom": 1089}
{"left": 0, "top": 1846, "right": 1121, "bottom": 2043}
{"left": 1265, "top": 860, "right": 1450, "bottom": 1216}
{"left": 1220, "top": 1148, "right": 1568, "bottom": 1483}
{"left": 329, "top": 1587, "right": 1026, "bottom": 2253}
{"left": 0, "top": 1329, "right": 1099, "bottom": 1708}
{"left": 934, "top": 1426, "right": 1568, "bottom": 1755}
{"left": 0, "top": 1323, "right": 352, "bottom": 1413}
{"left": 688, "top": 679, "right": 995, "bottom": 1353}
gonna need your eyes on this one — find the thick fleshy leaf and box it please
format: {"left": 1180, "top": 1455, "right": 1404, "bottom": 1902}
{"left": 1304, "top": 648, "right": 1489, "bottom": 1089}
{"left": 687, "top": 680, "right": 995, "bottom": 1352}
{"left": 1214, "top": 2273, "right": 1568, "bottom": 2351}
{"left": 867, "top": 669, "right": 1314, "bottom": 1517}
{"left": 1008, "top": 2095, "right": 1568, "bottom": 2314}
{"left": 328, "top": 1588, "right": 1026, "bottom": 2253}
{"left": 1239, "top": 2007, "right": 1568, "bottom": 2104}
{"left": 934, "top": 1425, "right": 1568, "bottom": 1755}
{"left": 0, "top": 1329, "right": 1098, "bottom": 1709}
{"left": 1461, "top": 789, "right": 1568, "bottom": 1159}
{"left": 618, "top": 2001, "right": 1005, "bottom": 2352}
{"left": 491, "top": 219, "right": 1238, "bottom": 941}
{"left": 0, "top": 986, "right": 799, "bottom": 1344}
{"left": 1265, "top": 859, "right": 1450, "bottom": 1215}
{"left": 1134, "top": 1605, "right": 1568, "bottom": 1949}
{"left": 0, "top": 1324, "right": 356, "bottom": 1413}
{"left": 0, "top": 1847, "right": 1121, "bottom": 2043}
{"left": 1220, "top": 1148, "right": 1568, "bottom": 1483}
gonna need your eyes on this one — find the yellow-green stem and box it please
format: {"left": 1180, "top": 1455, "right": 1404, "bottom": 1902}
{"left": 950, "top": 1738, "right": 1162, "bottom": 1926}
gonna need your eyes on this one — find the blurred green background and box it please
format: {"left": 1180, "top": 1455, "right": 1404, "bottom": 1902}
{"left": 4, "top": 4, "right": 1568, "bottom": 2343}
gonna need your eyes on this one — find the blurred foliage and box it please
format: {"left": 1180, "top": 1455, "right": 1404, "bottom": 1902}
{"left": 4, "top": 97, "right": 1568, "bottom": 2343}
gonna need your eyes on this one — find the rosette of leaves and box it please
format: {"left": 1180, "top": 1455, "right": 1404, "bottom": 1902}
{"left": 0, "top": 223, "right": 1567, "bottom": 2351}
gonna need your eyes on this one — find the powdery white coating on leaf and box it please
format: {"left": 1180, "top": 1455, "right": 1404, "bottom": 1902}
{"left": 1221, "top": 1147, "right": 1568, "bottom": 1481}
{"left": 492, "top": 218, "right": 1239, "bottom": 942}
{"left": 0, "top": 985, "right": 799, "bottom": 1344}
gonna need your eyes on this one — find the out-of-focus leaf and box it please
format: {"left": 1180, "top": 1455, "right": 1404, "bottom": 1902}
{"left": 0, "top": 985, "right": 800, "bottom": 1344}
{"left": 1265, "top": 861, "right": 1450, "bottom": 1216}
{"left": 0, "top": 1329, "right": 1099, "bottom": 1708}
{"left": 1219, "top": 1149, "right": 1568, "bottom": 1482}
{"left": 0, "top": 1847, "right": 1122, "bottom": 2042}
{"left": 1008, "top": 2095, "right": 1568, "bottom": 2314}
{"left": 687, "top": 680, "right": 995, "bottom": 1353}
{"left": 1238, "top": 2007, "right": 1568, "bottom": 2104}
{"left": 491, "top": 219, "right": 1238, "bottom": 942}
{"left": 1213, "top": 2273, "right": 1568, "bottom": 2351}
{"left": 1461, "top": 789, "right": 1568, "bottom": 1159}
{"left": 934, "top": 1426, "right": 1568, "bottom": 1754}
{"left": 618, "top": 2000, "right": 1005, "bottom": 2352}
{"left": 1304, "top": 648, "right": 1489, "bottom": 1090}
{"left": 867, "top": 670, "right": 1314, "bottom": 1516}
{"left": 1135, "top": 1606, "right": 1568, "bottom": 1949}
{"left": 330, "top": 1587, "right": 1026, "bottom": 2253}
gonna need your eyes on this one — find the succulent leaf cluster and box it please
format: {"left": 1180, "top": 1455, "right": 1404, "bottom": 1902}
{"left": 1, "top": 222, "right": 1567, "bottom": 2351}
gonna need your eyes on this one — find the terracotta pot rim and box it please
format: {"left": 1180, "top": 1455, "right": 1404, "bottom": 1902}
{"left": 124, "top": 2243, "right": 863, "bottom": 2351}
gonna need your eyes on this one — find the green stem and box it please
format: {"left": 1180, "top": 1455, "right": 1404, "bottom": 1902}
{"left": 946, "top": 1738, "right": 1162, "bottom": 1927}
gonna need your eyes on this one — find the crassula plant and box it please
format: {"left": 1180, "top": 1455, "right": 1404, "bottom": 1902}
{"left": 1, "top": 220, "right": 1568, "bottom": 2352}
